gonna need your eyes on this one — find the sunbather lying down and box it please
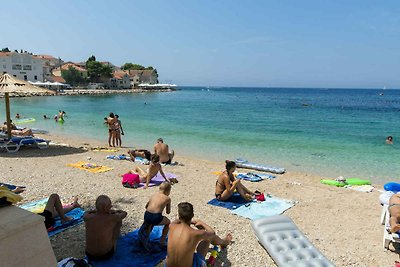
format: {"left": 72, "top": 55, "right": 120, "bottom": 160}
{"left": 1, "top": 122, "right": 33, "bottom": 137}
{"left": 389, "top": 193, "right": 400, "bottom": 233}
{"left": 39, "top": 194, "right": 80, "bottom": 229}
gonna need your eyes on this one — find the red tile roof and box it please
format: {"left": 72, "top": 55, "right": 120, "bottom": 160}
{"left": 0, "top": 52, "right": 11, "bottom": 57}
{"left": 61, "top": 63, "right": 87, "bottom": 72}
{"left": 49, "top": 76, "right": 66, "bottom": 83}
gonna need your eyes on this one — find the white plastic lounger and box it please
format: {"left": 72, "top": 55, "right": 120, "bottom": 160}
{"left": 382, "top": 205, "right": 400, "bottom": 250}
{"left": 251, "top": 215, "right": 335, "bottom": 267}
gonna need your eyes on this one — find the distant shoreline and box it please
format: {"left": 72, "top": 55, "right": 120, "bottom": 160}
{"left": 0, "top": 88, "right": 176, "bottom": 98}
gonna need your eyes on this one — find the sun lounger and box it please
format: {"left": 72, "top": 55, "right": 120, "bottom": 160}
{"left": 382, "top": 204, "right": 400, "bottom": 250}
{"left": 251, "top": 215, "right": 335, "bottom": 267}
{"left": 0, "top": 136, "right": 50, "bottom": 153}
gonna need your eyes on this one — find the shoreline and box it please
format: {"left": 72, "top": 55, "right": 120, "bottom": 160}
{"left": 1, "top": 131, "right": 395, "bottom": 266}
{"left": 0, "top": 88, "right": 176, "bottom": 98}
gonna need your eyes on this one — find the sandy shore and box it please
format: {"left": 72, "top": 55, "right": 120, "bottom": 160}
{"left": 0, "top": 133, "right": 397, "bottom": 266}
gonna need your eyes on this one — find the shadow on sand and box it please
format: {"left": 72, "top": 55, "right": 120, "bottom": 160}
{"left": 0, "top": 144, "right": 88, "bottom": 158}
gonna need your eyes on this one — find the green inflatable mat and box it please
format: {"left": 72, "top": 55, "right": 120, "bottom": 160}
{"left": 321, "top": 178, "right": 370, "bottom": 187}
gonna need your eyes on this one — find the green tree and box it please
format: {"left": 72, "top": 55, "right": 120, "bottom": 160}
{"left": 61, "top": 66, "right": 86, "bottom": 86}
{"left": 1, "top": 47, "right": 10, "bottom": 52}
{"left": 121, "top": 63, "right": 145, "bottom": 70}
{"left": 86, "top": 60, "right": 112, "bottom": 83}
{"left": 145, "top": 66, "right": 154, "bottom": 70}
{"left": 87, "top": 55, "right": 96, "bottom": 62}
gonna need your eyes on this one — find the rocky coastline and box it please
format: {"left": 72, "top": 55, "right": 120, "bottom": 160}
{"left": 0, "top": 88, "right": 176, "bottom": 98}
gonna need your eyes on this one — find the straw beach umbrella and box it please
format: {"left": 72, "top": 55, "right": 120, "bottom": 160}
{"left": 0, "top": 73, "right": 54, "bottom": 139}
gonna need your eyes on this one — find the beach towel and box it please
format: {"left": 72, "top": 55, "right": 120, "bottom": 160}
{"left": 67, "top": 161, "right": 113, "bottom": 173}
{"left": 106, "top": 155, "right": 131, "bottom": 160}
{"left": 91, "top": 226, "right": 167, "bottom": 267}
{"left": 230, "top": 196, "right": 296, "bottom": 220}
{"left": 138, "top": 172, "right": 178, "bottom": 188}
{"left": 20, "top": 198, "right": 85, "bottom": 237}
{"left": 92, "top": 147, "right": 119, "bottom": 152}
{"left": 212, "top": 171, "right": 275, "bottom": 181}
{"left": 237, "top": 172, "right": 276, "bottom": 182}
{"left": 207, "top": 193, "right": 249, "bottom": 210}
{"left": 134, "top": 157, "right": 150, "bottom": 165}
{"left": 344, "top": 184, "right": 374, "bottom": 193}
{"left": 0, "top": 183, "right": 25, "bottom": 191}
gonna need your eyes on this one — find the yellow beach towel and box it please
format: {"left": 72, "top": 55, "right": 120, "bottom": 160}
{"left": 91, "top": 147, "right": 119, "bottom": 152}
{"left": 67, "top": 161, "right": 113, "bottom": 173}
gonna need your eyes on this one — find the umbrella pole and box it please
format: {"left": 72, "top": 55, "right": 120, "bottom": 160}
{"left": 5, "top": 92, "right": 11, "bottom": 139}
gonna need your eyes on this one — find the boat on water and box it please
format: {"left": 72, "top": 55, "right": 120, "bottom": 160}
{"left": 379, "top": 85, "right": 386, "bottom": 96}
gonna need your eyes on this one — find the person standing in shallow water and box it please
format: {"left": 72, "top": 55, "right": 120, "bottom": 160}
{"left": 107, "top": 113, "right": 117, "bottom": 147}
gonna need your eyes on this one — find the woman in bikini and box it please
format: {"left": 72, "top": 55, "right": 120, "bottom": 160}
{"left": 389, "top": 193, "right": 400, "bottom": 233}
{"left": 215, "top": 160, "right": 255, "bottom": 201}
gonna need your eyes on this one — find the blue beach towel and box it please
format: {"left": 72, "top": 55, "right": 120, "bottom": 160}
{"left": 207, "top": 193, "right": 249, "bottom": 210}
{"left": 91, "top": 226, "right": 167, "bottom": 267}
{"left": 236, "top": 172, "right": 276, "bottom": 182}
{"left": 48, "top": 208, "right": 85, "bottom": 237}
{"left": 230, "top": 196, "right": 296, "bottom": 220}
{"left": 0, "top": 183, "right": 25, "bottom": 191}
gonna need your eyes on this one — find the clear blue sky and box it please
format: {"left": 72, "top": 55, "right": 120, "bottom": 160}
{"left": 2, "top": 0, "right": 399, "bottom": 88}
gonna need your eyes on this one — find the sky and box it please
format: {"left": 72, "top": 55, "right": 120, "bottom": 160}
{"left": 1, "top": 0, "right": 400, "bottom": 88}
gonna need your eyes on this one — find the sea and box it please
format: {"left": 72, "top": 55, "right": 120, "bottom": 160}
{"left": 2, "top": 87, "right": 400, "bottom": 184}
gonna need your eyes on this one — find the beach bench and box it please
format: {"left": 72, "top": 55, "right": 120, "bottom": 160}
{"left": 381, "top": 204, "right": 400, "bottom": 251}
{"left": 251, "top": 215, "right": 334, "bottom": 267}
{"left": 0, "top": 136, "right": 50, "bottom": 153}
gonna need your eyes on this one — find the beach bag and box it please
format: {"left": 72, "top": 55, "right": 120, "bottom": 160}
{"left": 122, "top": 173, "right": 140, "bottom": 188}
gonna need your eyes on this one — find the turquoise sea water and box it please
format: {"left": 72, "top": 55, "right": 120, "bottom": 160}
{"left": 2, "top": 87, "right": 400, "bottom": 183}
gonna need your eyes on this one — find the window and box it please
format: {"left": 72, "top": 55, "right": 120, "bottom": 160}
{"left": 24, "top": 75, "right": 27, "bottom": 80}
{"left": 12, "top": 64, "right": 21, "bottom": 70}
{"left": 2, "top": 71, "right": 6, "bottom": 74}
{"left": 13, "top": 75, "right": 16, "bottom": 77}
{"left": 34, "top": 75, "right": 37, "bottom": 80}
{"left": 23, "top": 65, "right": 32, "bottom": 70}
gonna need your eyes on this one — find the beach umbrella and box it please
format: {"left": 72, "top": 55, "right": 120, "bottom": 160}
{"left": 0, "top": 73, "right": 54, "bottom": 139}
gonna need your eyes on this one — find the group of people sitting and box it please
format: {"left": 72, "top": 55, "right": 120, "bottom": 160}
{"left": 105, "top": 113, "right": 124, "bottom": 147}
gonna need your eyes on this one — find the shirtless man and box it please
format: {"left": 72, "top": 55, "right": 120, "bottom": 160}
{"left": 139, "top": 182, "right": 171, "bottom": 250}
{"left": 128, "top": 154, "right": 171, "bottom": 189}
{"left": 107, "top": 113, "right": 117, "bottom": 147}
{"left": 154, "top": 138, "right": 174, "bottom": 164}
{"left": 166, "top": 202, "right": 232, "bottom": 267}
{"left": 389, "top": 193, "right": 400, "bottom": 233}
{"left": 84, "top": 195, "right": 127, "bottom": 261}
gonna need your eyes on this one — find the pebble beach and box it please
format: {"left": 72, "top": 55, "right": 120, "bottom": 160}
{"left": 1, "top": 132, "right": 397, "bottom": 267}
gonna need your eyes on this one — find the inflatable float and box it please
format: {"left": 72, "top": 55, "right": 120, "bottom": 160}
{"left": 384, "top": 182, "right": 400, "bottom": 192}
{"left": 14, "top": 118, "right": 36, "bottom": 124}
{"left": 235, "top": 159, "right": 285, "bottom": 174}
{"left": 320, "top": 178, "right": 371, "bottom": 187}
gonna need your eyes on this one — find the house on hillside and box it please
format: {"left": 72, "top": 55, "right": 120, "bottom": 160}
{"left": 0, "top": 51, "right": 44, "bottom": 82}
{"left": 52, "top": 62, "right": 88, "bottom": 79}
{"left": 126, "top": 69, "right": 158, "bottom": 88}
{"left": 105, "top": 71, "right": 131, "bottom": 89}
{"left": 35, "top": 55, "right": 63, "bottom": 82}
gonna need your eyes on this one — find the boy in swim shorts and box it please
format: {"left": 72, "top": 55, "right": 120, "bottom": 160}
{"left": 138, "top": 182, "right": 171, "bottom": 250}
{"left": 165, "top": 202, "right": 232, "bottom": 267}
